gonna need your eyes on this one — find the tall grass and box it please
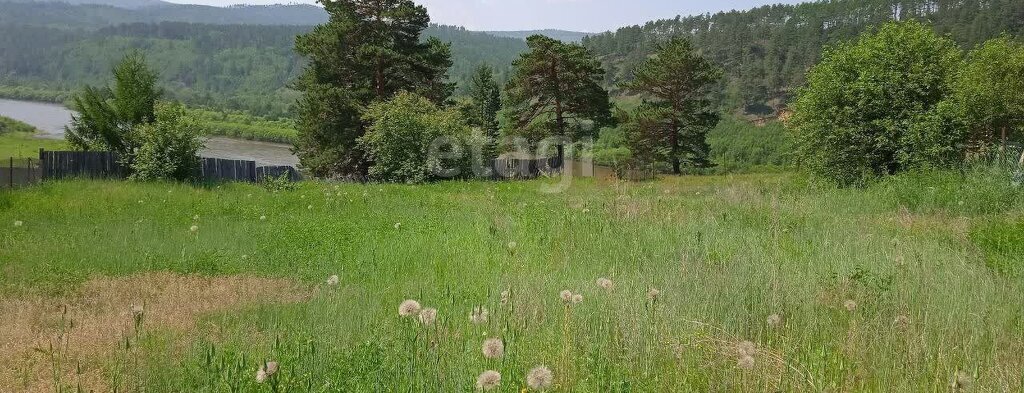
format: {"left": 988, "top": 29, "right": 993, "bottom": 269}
{"left": 1, "top": 170, "right": 1022, "bottom": 391}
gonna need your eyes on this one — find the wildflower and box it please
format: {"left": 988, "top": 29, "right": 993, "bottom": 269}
{"left": 476, "top": 370, "right": 501, "bottom": 391}
{"left": 470, "top": 306, "right": 489, "bottom": 324}
{"left": 766, "top": 313, "right": 782, "bottom": 328}
{"left": 738, "top": 340, "right": 756, "bottom": 357}
{"left": 843, "top": 299, "right": 857, "bottom": 312}
{"left": 559, "top": 290, "right": 573, "bottom": 303}
{"left": 394, "top": 222, "right": 402, "bottom": 230}
{"left": 951, "top": 370, "right": 972, "bottom": 391}
{"left": 571, "top": 293, "right": 583, "bottom": 304}
{"left": 526, "top": 365, "right": 553, "bottom": 391}
{"left": 737, "top": 355, "right": 755, "bottom": 370}
{"left": 189, "top": 225, "right": 199, "bottom": 233}
{"left": 326, "top": 275, "right": 340, "bottom": 286}
{"left": 596, "top": 277, "right": 614, "bottom": 291}
{"left": 13, "top": 220, "right": 23, "bottom": 227}
{"left": 419, "top": 307, "right": 438, "bottom": 326}
{"left": 500, "top": 290, "right": 511, "bottom": 305}
{"left": 398, "top": 299, "right": 421, "bottom": 317}
{"left": 481, "top": 338, "right": 504, "bottom": 359}
{"left": 646, "top": 287, "right": 661, "bottom": 301}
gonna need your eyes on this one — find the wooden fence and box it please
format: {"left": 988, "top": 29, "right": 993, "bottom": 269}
{"left": 492, "top": 157, "right": 562, "bottom": 179}
{"left": 31, "top": 149, "right": 302, "bottom": 184}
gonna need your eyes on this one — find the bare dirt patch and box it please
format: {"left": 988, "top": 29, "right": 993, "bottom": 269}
{"left": 0, "top": 272, "right": 309, "bottom": 393}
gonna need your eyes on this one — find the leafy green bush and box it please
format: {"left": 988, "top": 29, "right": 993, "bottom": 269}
{"left": 788, "top": 21, "right": 965, "bottom": 186}
{"left": 359, "top": 92, "right": 475, "bottom": 183}
{"left": 129, "top": 102, "right": 205, "bottom": 181}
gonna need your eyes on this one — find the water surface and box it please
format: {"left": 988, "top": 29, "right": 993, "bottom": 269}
{"left": 0, "top": 98, "right": 298, "bottom": 166}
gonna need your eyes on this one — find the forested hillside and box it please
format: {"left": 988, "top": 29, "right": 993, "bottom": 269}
{"left": 0, "top": 2, "right": 527, "bottom": 116}
{"left": 583, "top": 0, "right": 1024, "bottom": 116}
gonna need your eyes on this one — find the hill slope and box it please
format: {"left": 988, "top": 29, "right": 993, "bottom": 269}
{"left": 584, "top": 0, "right": 1024, "bottom": 116}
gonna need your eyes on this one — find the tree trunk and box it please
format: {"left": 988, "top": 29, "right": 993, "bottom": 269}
{"left": 671, "top": 117, "right": 681, "bottom": 175}
{"left": 551, "top": 59, "right": 565, "bottom": 167}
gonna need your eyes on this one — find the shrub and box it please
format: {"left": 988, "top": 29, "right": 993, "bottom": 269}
{"left": 359, "top": 92, "right": 476, "bottom": 183}
{"left": 129, "top": 102, "right": 205, "bottom": 181}
{"left": 788, "top": 21, "right": 964, "bottom": 186}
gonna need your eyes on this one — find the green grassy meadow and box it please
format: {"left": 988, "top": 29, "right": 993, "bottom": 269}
{"left": 1, "top": 170, "right": 1023, "bottom": 391}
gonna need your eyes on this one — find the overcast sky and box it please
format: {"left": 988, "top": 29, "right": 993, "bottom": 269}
{"left": 164, "top": 0, "right": 801, "bottom": 32}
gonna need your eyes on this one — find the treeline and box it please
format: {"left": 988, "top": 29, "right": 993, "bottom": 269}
{"left": 583, "top": 0, "right": 1024, "bottom": 115}
{"left": 0, "top": 2, "right": 527, "bottom": 117}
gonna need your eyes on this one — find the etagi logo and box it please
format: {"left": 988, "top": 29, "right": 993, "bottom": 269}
{"left": 426, "top": 135, "right": 594, "bottom": 193}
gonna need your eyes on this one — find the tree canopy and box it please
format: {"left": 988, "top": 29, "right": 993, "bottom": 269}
{"left": 503, "top": 35, "right": 612, "bottom": 162}
{"left": 623, "top": 37, "right": 721, "bottom": 173}
{"left": 293, "top": 0, "right": 454, "bottom": 177}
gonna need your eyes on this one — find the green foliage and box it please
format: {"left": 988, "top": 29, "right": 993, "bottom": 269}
{"left": 948, "top": 36, "right": 1024, "bottom": 152}
{"left": 623, "top": 37, "right": 721, "bottom": 173}
{"left": 189, "top": 108, "right": 297, "bottom": 143}
{"left": 129, "top": 102, "right": 205, "bottom": 181}
{"left": 583, "top": 0, "right": 1024, "bottom": 115}
{"left": 503, "top": 35, "right": 612, "bottom": 160}
{"left": 0, "top": 116, "right": 38, "bottom": 135}
{"left": 293, "top": 0, "right": 454, "bottom": 178}
{"left": 707, "top": 117, "right": 794, "bottom": 173}
{"left": 465, "top": 65, "right": 502, "bottom": 161}
{"left": 65, "top": 53, "right": 161, "bottom": 156}
{"left": 788, "top": 21, "right": 965, "bottom": 186}
{"left": 358, "top": 92, "right": 473, "bottom": 183}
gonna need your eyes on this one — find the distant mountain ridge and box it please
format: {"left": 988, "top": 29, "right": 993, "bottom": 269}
{"left": 484, "top": 30, "right": 590, "bottom": 42}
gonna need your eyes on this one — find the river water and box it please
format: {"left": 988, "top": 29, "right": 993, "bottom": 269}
{"left": 0, "top": 98, "right": 299, "bottom": 166}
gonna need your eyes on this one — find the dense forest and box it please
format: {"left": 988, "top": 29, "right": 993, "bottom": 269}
{"left": 0, "top": 2, "right": 528, "bottom": 117}
{"left": 584, "top": 0, "right": 1024, "bottom": 116}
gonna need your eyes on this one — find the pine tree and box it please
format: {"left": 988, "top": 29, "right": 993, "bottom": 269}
{"left": 624, "top": 37, "right": 721, "bottom": 174}
{"left": 467, "top": 65, "right": 502, "bottom": 161}
{"left": 503, "top": 35, "right": 612, "bottom": 164}
{"left": 65, "top": 52, "right": 161, "bottom": 155}
{"left": 293, "top": 0, "right": 454, "bottom": 177}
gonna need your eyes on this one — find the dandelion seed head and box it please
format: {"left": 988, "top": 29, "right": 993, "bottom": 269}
{"left": 394, "top": 222, "right": 402, "bottom": 230}
{"left": 952, "top": 370, "right": 972, "bottom": 390}
{"left": 255, "top": 369, "right": 267, "bottom": 383}
{"left": 13, "top": 220, "right": 23, "bottom": 227}
{"left": 192, "top": 215, "right": 200, "bottom": 221}
{"left": 326, "top": 275, "right": 340, "bottom": 286}
{"left": 506, "top": 241, "right": 517, "bottom": 250}
{"left": 526, "top": 365, "right": 553, "bottom": 391}
{"left": 559, "top": 290, "right": 573, "bottom": 303}
{"left": 259, "top": 215, "right": 267, "bottom": 221}
{"left": 398, "top": 299, "right": 421, "bottom": 317}
{"left": 476, "top": 370, "right": 501, "bottom": 391}
{"left": 766, "top": 313, "right": 782, "bottom": 328}
{"left": 737, "top": 355, "right": 755, "bottom": 370}
{"left": 738, "top": 340, "right": 756, "bottom": 357}
{"left": 189, "top": 225, "right": 199, "bottom": 233}
{"left": 307, "top": 204, "right": 313, "bottom": 210}
{"left": 481, "top": 338, "right": 504, "bottom": 359}
{"left": 844, "top": 299, "right": 857, "bottom": 312}
{"left": 646, "top": 287, "right": 661, "bottom": 301}
{"left": 264, "top": 361, "right": 278, "bottom": 376}
{"left": 130, "top": 304, "right": 144, "bottom": 317}
{"left": 571, "top": 293, "right": 583, "bottom": 304}
{"left": 419, "top": 307, "right": 437, "bottom": 326}
{"left": 470, "top": 306, "right": 489, "bottom": 324}
{"left": 894, "top": 314, "right": 912, "bottom": 329}
{"left": 596, "top": 277, "right": 614, "bottom": 291}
